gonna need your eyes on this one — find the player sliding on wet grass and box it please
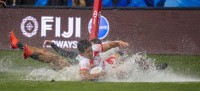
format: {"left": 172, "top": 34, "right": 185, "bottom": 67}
{"left": 76, "top": 39, "right": 129, "bottom": 80}
{"left": 9, "top": 31, "right": 167, "bottom": 80}
{"left": 9, "top": 31, "right": 126, "bottom": 71}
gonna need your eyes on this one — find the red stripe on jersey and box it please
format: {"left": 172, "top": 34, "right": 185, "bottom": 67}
{"left": 105, "top": 56, "right": 115, "bottom": 64}
{"left": 80, "top": 68, "right": 88, "bottom": 71}
{"left": 90, "top": 60, "right": 94, "bottom": 67}
{"left": 94, "top": 51, "right": 99, "bottom": 56}
{"left": 90, "top": 60, "right": 94, "bottom": 65}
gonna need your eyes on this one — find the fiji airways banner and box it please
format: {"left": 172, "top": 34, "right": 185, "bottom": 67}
{"left": 0, "top": 9, "right": 110, "bottom": 50}
{"left": 0, "top": 8, "right": 200, "bottom": 55}
{"left": 20, "top": 16, "right": 82, "bottom": 49}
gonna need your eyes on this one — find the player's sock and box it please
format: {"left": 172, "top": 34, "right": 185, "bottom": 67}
{"left": 17, "top": 42, "right": 24, "bottom": 50}
{"left": 23, "top": 44, "right": 33, "bottom": 59}
{"left": 30, "top": 53, "right": 39, "bottom": 60}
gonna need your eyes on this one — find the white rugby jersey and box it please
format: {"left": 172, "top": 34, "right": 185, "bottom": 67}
{"left": 76, "top": 44, "right": 104, "bottom": 71}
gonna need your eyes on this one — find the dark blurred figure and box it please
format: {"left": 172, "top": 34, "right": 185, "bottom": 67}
{"left": 5, "top": 0, "right": 21, "bottom": 6}
{"left": 73, "top": 0, "right": 86, "bottom": 7}
{"left": 48, "top": 0, "right": 66, "bottom": 6}
{"left": 6, "top": 0, "right": 35, "bottom": 6}
{"left": 113, "top": 0, "right": 129, "bottom": 7}
{"left": 21, "top": 0, "right": 35, "bottom": 5}
{"left": 85, "top": 0, "right": 93, "bottom": 7}
{"left": 0, "top": 0, "right": 6, "bottom": 8}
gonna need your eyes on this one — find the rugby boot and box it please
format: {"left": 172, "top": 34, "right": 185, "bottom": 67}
{"left": 9, "top": 31, "right": 19, "bottom": 49}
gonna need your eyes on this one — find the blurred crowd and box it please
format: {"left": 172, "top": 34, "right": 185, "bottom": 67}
{"left": 1, "top": 0, "right": 200, "bottom": 8}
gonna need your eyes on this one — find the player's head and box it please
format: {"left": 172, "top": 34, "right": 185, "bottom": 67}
{"left": 78, "top": 39, "right": 91, "bottom": 53}
{"left": 77, "top": 39, "right": 93, "bottom": 59}
{"left": 90, "top": 38, "right": 102, "bottom": 44}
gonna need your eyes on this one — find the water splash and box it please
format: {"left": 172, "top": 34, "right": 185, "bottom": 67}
{"left": 0, "top": 56, "right": 13, "bottom": 72}
{"left": 24, "top": 48, "right": 199, "bottom": 82}
{"left": 102, "top": 52, "right": 198, "bottom": 82}
{"left": 25, "top": 66, "right": 81, "bottom": 81}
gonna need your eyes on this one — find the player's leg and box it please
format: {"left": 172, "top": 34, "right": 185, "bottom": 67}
{"left": 10, "top": 31, "right": 71, "bottom": 70}
{"left": 10, "top": 31, "right": 77, "bottom": 60}
{"left": 9, "top": 31, "right": 54, "bottom": 57}
{"left": 35, "top": 54, "right": 70, "bottom": 70}
{"left": 10, "top": 31, "right": 50, "bottom": 53}
{"left": 23, "top": 45, "right": 71, "bottom": 70}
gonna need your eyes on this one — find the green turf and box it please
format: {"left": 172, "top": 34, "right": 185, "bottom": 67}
{"left": 149, "top": 54, "right": 200, "bottom": 77}
{"left": 0, "top": 50, "right": 48, "bottom": 68}
{"left": 1, "top": 50, "right": 200, "bottom": 91}
{"left": 0, "top": 81, "right": 200, "bottom": 91}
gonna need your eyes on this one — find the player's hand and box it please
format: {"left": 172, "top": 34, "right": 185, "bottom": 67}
{"left": 116, "top": 41, "right": 129, "bottom": 47}
{"left": 43, "top": 40, "right": 53, "bottom": 47}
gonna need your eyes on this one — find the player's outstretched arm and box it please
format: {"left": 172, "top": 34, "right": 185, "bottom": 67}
{"left": 43, "top": 40, "right": 78, "bottom": 59}
{"left": 102, "top": 40, "right": 129, "bottom": 52}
